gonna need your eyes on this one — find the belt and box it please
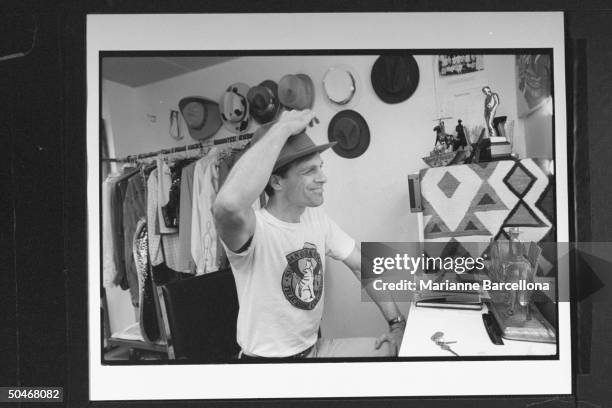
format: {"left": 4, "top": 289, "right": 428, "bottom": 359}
{"left": 239, "top": 344, "right": 315, "bottom": 360}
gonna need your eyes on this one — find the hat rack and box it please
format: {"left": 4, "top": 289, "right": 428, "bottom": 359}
{"left": 102, "top": 132, "right": 254, "bottom": 163}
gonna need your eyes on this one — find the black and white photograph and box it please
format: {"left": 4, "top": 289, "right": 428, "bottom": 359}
{"left": 8, "top": 4, "right": 612, "bottom": 407}
{"left": 100, "top": 52, "right": 558, "bottom": 363}
{"left": 87, "top": 12, "right": 571, "bottom": 400}
{"left": 438, "top": 54, "right": 484, "bottom": 77}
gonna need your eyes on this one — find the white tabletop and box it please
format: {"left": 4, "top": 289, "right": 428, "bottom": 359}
{"left": 398, "top": 302, "right": 557, "bottom": 357}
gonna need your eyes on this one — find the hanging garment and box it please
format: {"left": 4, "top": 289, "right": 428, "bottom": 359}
{"left": 177, "top": 161, "right": 197, "bottom": 273}
{"left": 217, "top": 153, "right": 231, "bottom": 189}
{"left": 162, "top": 227, "right": 190, "bottom": 273}
{"left": 133, "top": 218, "right": 160, "bottom": 343}
{"left": 103, "top": 167, "right": 139, "bottom": 289}
{"left": 147, "top": 169, "right": 164, "bottom": 267}
{"left": 156, "top": 156, "right": 178, "bottom": 234}
{"left": 122, "top": 171, "right": 147, "bottom": 306}
{"left": 161, "top": 162, "right": 183, "bottom": 229}
{"left": 191, "top": 151, "right": 221, "bottom": 275}
{"left": 148, "top": 167, "right": 191, "bottom": 273}
{"left": 102, "top": 174, "right": 120, "bottom": 288}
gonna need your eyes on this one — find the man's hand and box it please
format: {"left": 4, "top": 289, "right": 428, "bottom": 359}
{"left": 374, "top": 321, "right": 406, "bottom": 356}
{"left": 274, "top": 109, "right": 318, "bottom": 136}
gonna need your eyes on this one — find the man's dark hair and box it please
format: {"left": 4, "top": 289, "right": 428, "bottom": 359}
{"left": 264, "top": 152, "right": 319, "bottom": 197}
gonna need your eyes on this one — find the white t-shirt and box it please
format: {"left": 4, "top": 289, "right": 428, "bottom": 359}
{"left": 223, "top": 206, "right": 355, "bottom": 357}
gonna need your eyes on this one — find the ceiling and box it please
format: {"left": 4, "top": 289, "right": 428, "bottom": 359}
{"left": 102, "top": 56, "right": 236, "bottom": 87}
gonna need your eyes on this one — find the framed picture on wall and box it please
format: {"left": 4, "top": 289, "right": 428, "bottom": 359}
{"left": 516, "top": 54, "right": 553, "bottom": 117}
{"left": 87, "top": 12, "right": 571, "bottom": 403}
{"left": 438, "top": 54, "right": 484, "bottom": 77}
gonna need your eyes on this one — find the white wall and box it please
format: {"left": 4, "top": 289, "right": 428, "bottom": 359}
{"left": 103, "top": 54, "right": 552, "bottom": 339}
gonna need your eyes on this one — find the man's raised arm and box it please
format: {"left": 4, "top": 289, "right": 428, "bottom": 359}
{"left": 213, "top": 109, "right": 316, "bottom": 251}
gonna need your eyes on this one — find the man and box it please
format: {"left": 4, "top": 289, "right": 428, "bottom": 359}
{"left": 213, "top": 109, "right": 405, "bottom": 359}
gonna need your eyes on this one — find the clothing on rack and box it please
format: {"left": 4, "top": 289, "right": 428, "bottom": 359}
{"left": 161, "top": 161, "right": 183, "bottom": 229}
{"left": 122, "top": 172, "right": 147, "bottom": 306}
{"left": 102, "top": 166, "right": 139, "bottom": 289}
{"left": 104, "top": 142, "right": 250, "bottom": 301}
{"left": 102, "top": 137, "right": 255, "bottom": 354}
{"left": 191, "top": 149, "right": 221, "bottom": 275}
{"left": 133, "top": 218, "right": 160, "bottom": 342}
{"left": 177, "top": 161, "right": 197, "bottom": 273}
{"left": 148, "top": 168, "right": 191, "bottom": 273}
{"left": 156, "top": 157, "right": 178, "bottom": 234}
{"left": 102, "top": 176, "right": 119, "bottom": 288}
{"left": 147, "top": 168, "right": 165, "bottom": 267}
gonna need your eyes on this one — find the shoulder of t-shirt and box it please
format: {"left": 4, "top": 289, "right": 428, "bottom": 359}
{"left": 303, "top": 206, "right": 331, "bottom": 227}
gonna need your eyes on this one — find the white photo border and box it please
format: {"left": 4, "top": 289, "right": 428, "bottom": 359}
{"left": 87, "top": 12, "right": 571, "bottom": 400}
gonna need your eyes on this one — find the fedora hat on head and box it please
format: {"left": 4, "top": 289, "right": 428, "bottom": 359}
{"left": 322, "top": 65, "right": 361, "bottom": 109}
{"left": 247, "top": 80, "right": 280, "bottom": 124}
{"left": 278, "top": 74, "right": 315, "bottom": 110}
{"left": 220, "top": 82, "right": 251, "bottom": 134}
{"left": 371, "top": 55, "right": 420, "bottom": 104}
{"left": 178, "top": 96, "right": 222, "bottom": 141}
{"left": 250, "top": 122, "right": 336, "bottom": 171}
{"left": 327, "top": 110, "right": 370, "bottom": 159}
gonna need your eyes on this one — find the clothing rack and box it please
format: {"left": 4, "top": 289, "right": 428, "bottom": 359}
{"left": 102, "top": 133, "right": 254, "bottom": 163}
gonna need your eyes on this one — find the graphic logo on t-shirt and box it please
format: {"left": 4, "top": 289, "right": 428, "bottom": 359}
{"left": 281, "top": 243, "right": 323, "bottom": 310}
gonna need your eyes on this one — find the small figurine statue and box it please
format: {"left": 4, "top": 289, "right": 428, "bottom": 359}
{"left": 433, "top": 121, "right": 454, "bottom": 153}
{"left": 454, "top": 119, "right": 468, "bottom": 151}
{"left": 482, "top": 86, "right": 500, "bottom": 137}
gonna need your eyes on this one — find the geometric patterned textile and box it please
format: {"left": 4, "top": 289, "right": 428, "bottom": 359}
{"left": 419, "top": 158, "right": 556, "bottom": 276}
{"left": 503, "top": 161, "right": 536, "bottom": 198}
{"left": 438, "top": 171, "right": 461, "bottom": 198}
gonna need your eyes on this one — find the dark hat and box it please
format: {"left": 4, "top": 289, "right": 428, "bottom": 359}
{"left": 371, "top": 55, "right": 420, "bottom": 104}
{"left": 247, "top": 80, "right": 280, "bottom": 124}
{"left": 278, "top": 74, "right": 315, "bottom": 110}
{"left": 178, "top": 96, "right": 222, "bottom": 141}
{"left": 251, "top": 123, "right": 336, "bottom": 171}
{"left": 327, "top": 110, "right": 370, "bottom": 159}
{"left": 220, "top": 82, "right": 251, "bottom": 134}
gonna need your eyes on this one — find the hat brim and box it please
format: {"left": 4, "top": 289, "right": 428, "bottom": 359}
{"left": 178, "top": 96, "right": 222, "bottom": 141}
{"left": 328, "top": 110, "right": 370, "bottom": 159}
{"left": 371, "top": 55, "right": 420, "bottom": 104}
{"left": 274, "top": 142, "right": 336, "bottom": 171}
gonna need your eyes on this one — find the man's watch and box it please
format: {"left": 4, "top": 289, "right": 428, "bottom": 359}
{"left": 388, "top": 315, "right": 406, "bottom": 328}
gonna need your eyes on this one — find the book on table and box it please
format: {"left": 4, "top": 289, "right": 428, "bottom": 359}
{"left": 415, "top": 290, "right": 483, "bottom": 310}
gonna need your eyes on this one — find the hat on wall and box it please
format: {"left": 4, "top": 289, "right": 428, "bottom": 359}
{"left": 327, "top": 110, "right": 370, "bottom": 159}
{"left": 278, "top": 74, "right": 315, "bottom": 110}
{"left": 178, "top": 96, "right": 222, "bottom": 141}
{"left": 220, "top": 82, "right": 251, "bottom": 134}
{"left": 322, "top": 65, "right": 360, "bottom": 108}
{"left": 247, "top": 80, "right": 280, "bottom": 124}
{"left": 250, "top": 122, "right": 336, "bottom": 171}
{"left": 371, "top": 55, "right": 420, "bottom": 104}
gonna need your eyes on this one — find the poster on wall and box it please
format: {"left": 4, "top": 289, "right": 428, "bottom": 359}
{"left": 87, "top": 12, "right": 570, "bottom": 402}
{"left": 516, "top": 54, "right": 553, "bottom": 117}
{"left": 438, "top": 54, "right": 484, "bottom": 77}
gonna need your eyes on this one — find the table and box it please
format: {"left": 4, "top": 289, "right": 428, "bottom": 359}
{"left": 398, "top": 302, "right": 557, "bottom": 357}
